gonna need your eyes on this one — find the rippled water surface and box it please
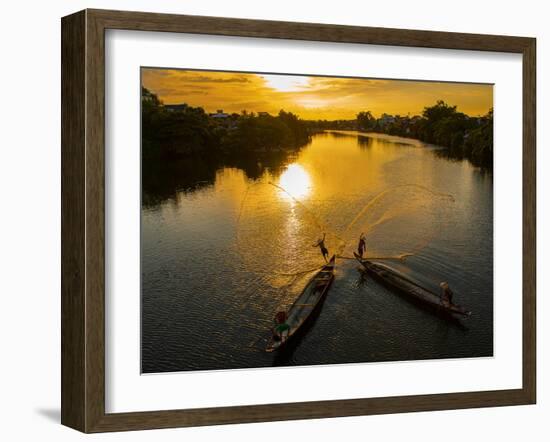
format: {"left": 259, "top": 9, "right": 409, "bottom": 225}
{"left": 141, "top": 131, "right": 493, "bottom": 373}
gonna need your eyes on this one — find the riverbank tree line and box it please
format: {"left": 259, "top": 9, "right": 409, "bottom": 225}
{"left": 356, "top": 101, "right": 493, "bottom": 168}
{"left": 142, "top": 87, "right": 311, "bottom": 161}
{"left": 142, "top": 88, "right": 492, "bottom": 169}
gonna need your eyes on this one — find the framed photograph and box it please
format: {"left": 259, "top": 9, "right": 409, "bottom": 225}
{"left": 61, "top": 9, "right": 536, "bottom": 433}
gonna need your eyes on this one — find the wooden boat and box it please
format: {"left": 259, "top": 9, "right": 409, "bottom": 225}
{"left": 266, "top": 256, "right": 336, "bottom": 352}
{"left": 353, "top": 253, "right": 471, "bottom": 319}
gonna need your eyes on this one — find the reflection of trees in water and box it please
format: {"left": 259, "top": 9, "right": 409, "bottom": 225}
{"left": 142, "top": 131, "right": 382, "bottom": 209}
{"left": 142, "top": 149, "right": 296, "bottom": 209}
{"left": 316, "top": 131, "right": 374, "bottom": 149}
{"left": 432, "top": 147, "right": 493, "bottom": 171}
{"left": 432, "top": 147, "right": 465, "bottom": 163}
{"left": 357, "top": 135, "right": 373, "bottom": 149}
{"left": 324, "top": 131, "right": 351, "bottom": 139}
{"left": 142, "top": 156, "right": 217, "bottom": 208}
{"left": 318, "top": 131, "right": 378, "bottom": 150}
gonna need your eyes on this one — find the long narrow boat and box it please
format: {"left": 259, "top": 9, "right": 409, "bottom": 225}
{"left": 266, "top": 256, "right": 336, "bottom": 352}
{"left": 354, "top": 253, "right": 471, "bottom": 319}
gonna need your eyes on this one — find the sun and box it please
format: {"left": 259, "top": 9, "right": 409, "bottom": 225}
{"left": 278, "top": 164, "right": 312, "bottom": 202}
{"left": 261, "top": 74, "right": 310, "bottom": 92}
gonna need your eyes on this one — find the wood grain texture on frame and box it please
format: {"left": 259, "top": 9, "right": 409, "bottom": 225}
{"left": 61, "top": 8, "right": 536, "bottom": 433}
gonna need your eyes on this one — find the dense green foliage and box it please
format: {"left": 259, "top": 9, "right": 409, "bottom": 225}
{"left": 141, "top": 87, "right": 311, "bottom": 160}
{"left": 356, "top": 101, "right": 493, "bottom": 168}
{"left": 356, "top": 111, "right": 376, "bottom": 131}
{"left": 460, "top": 109, "right": 493, "bottom": 167}
{"left": 142, "top": 88, "right": 217, "bottom": 158}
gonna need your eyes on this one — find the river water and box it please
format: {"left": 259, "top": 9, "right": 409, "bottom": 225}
{"left": 141, "top": 131, "right": 493, "bottom": 373}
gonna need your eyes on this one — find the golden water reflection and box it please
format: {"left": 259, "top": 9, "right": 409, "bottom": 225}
{"left": 141, "top": 130, "right": 494, "bottom": 372}
{"left": 277, "top": 163, "right": 312, "bottom": 202}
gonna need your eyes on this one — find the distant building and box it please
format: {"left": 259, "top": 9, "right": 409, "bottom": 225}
{"left": 258, "top": 112, "right": 270, "bottom": 117}
{"left": 165, "top": 103, "right": 189, "bottom": 112}
{"left": 378, "top": 113, "right": 396, "bottom": 126}
{"left": 210, "top": 109, "right": 229, "bottom": 119}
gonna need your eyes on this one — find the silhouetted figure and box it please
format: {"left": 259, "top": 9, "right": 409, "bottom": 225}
{"left": 357, "top": 233, "right": 367, "bottom": 258}
{"left": 440, "top": 281, "right": 454, "bottom": 307}
{"left": 313, "top": 233, "right": 329, "bottom": 262}
{"left": 273, "top": 311, "right": 290, "bottom": 342}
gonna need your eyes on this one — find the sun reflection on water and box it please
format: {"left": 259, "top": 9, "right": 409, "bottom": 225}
{"left": 278, "top": 164, "right": 312, "bottom": 202}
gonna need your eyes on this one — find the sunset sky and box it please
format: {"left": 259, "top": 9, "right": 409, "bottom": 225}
{"left": 142, "top": 68, "right": 493, "bottom": 120}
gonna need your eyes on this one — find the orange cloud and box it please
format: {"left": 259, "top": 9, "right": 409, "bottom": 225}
{"left": 142, "top": 68, "right": 493, "bottom": 120}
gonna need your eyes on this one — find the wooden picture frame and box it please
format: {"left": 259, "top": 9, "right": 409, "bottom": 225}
{"left": 61, "top": 8, "right": 536, "bottom": 433}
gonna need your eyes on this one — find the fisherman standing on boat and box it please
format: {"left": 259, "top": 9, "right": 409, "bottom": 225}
{"left": 357, "top": 233, "right": 367, "bottom": 258}
{"left": 273, "top": 311, "right": 290, "bottom": 342}
{"left": 439, "top": 282, "right": 454, "bottom": 307}
{"left": 313, "top": 233, "right": 329, "bottom": 262}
